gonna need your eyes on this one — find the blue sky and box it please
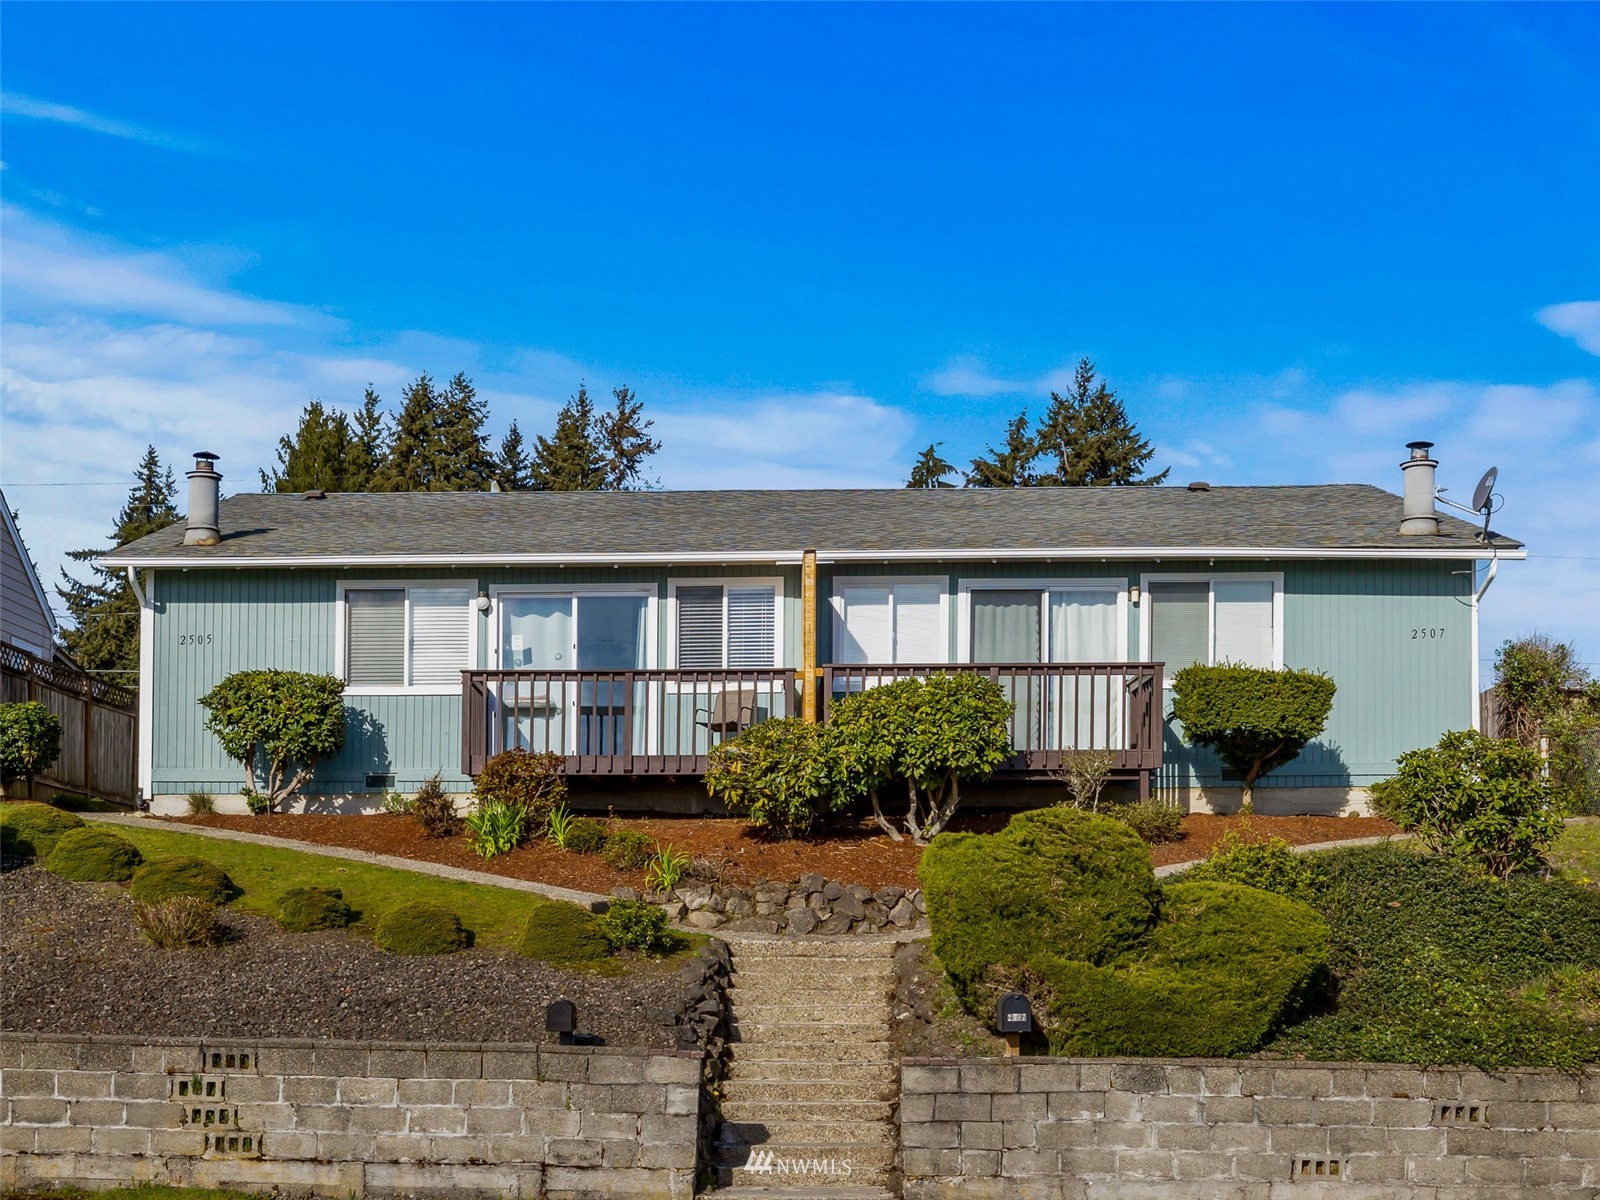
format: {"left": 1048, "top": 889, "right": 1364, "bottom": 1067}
{"left": 2, "top": 3, "right": 1597, "bottom": 670}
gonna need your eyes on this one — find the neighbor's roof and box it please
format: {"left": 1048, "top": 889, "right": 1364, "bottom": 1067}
{"left": 100, "top": 485, "right": 1523, "bottom": 568}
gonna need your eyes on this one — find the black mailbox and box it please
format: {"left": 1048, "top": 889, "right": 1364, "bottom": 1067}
{"left": 996, "top": 992, "right": 1034, "bottom": 1035}
{"left": 546, "top": 1000, "right": 577, "bottom": 1038}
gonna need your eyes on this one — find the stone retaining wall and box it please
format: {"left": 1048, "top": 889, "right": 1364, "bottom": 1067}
{"left": 900, "top": 1056, "right": 1600, "bottom": 1198}
{"left": 0, "top": 1032, "right": 701, "bottom": 1199}
{"left": 638, "top": 873, "right": 927, "bottom": 935}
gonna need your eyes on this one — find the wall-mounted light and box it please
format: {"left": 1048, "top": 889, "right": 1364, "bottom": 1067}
{"left": 1129, "top": 583, "right": 1141, "bottom": 606}
{"left": 474, "top": 593, "right": 491, "bottom": 613}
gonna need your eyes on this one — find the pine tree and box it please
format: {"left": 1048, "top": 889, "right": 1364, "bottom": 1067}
{"left": 495, "top": 420, "right": 534, "bottom": 490}
{"left": 372, "top": 373, "right": 446, "bottom": 491}
{"left": 530, "top": 384, "right": 609, "bottom": 491}
{"left": 597, "top": 385, "right": 662, "bottom": 490}
{"left": 906, "top": 443, "right": 956, "bottom": 488}
{"left": 56, "top": 446, "right": 180, "bottom": 677}
{"left": 347, "top": 386, "right": 390, "bottom": 490}
{"left": 964, "top": 412, "right": 1038, "bottom": 487}
{"left": 259, "top": 401, "right": 358, "bottom": 492}
{"left": 435, "top": 371, "right": 495, "bottom": 490}
{"left": 1033, "top": 357, "right": 1169, "bottom": 487}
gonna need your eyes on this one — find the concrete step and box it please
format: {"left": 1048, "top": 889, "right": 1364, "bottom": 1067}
{"left": 729, "top": 1021, "right": 890, "bottom": 1044}
{"left": 721, "top": 1099, "right": 896, "bottom": 1124}
{"left": 715, "top": 1167, "right": 897, "bottom": 1192}
{"left": 727, "top": 1040, "right": 896, "bottom": 1063}
{"left": 728, "top": 1002, "right": 893, "bottom": 1025}
{"left": 723, "top": 1078, "right": 899, "bottom": 1103}
{"left": 720, "top": 1119, "right": 898, "bottom": 1147}
{"left": 728, "top": 975, "right": 896, "bottom": 995}
{"left": 723, "top": 1056, "right": 899, "bottom": 1082}
{"left": 729, "top": 939, "right": 900, "bottom": 959}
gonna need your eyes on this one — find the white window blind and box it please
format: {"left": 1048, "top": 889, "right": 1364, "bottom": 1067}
{"left": 727, "top": 587, "right": 777, "bottom": 667}
{"left": 409, "top": 587, "right": 471, "bottom": 686}
{"left": 1214, "top": 580, "right": 1274, "bottom": 668}
{"left": 1149, "top": 582, "right": 1209, "bottom": 676}
{"left": 893, "top": 583, "right": 945, "bottom": 663}
{"left": 838, "top": 586, "right": 892, "bottom": 664}
{"left": 676, "top": 587, "right": 725, "bottom": 668}
{"left": 346, "top": 589, "right": 404, "bottom": 686}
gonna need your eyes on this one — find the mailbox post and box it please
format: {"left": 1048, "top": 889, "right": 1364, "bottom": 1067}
{"left": 546, "top": 999, "right": 578, "bottom": 1046}
{"left": 995, "top": 992, "right": 1034, "bottom": 1057}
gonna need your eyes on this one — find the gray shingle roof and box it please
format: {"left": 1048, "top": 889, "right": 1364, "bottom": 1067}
{"left": 102, "top": 485, "right": 1521, "bottom": 565}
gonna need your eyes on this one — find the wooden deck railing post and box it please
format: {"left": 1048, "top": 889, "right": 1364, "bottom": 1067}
{"left": 800, "top": 548, "right": 818, "bottom": 723}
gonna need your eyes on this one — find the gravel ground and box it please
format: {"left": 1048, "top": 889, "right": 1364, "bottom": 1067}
{"left": 1, "top": 863, "right": 682, "bottom": 1046}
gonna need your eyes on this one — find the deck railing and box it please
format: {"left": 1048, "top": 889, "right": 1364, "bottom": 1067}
{"left": 462, "top": 663, "right": 1162, "bottom": 785}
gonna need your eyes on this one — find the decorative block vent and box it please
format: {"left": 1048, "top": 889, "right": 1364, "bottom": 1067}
{"left": 172, "top": 1076, "right": 226, "bottom": 1100}
{"left": 205, "top": 1132, "right": 260, "bottom": 1157}
{"left": 183, "top": 1105, "right": 240, "bottom": 1128}
{"left": 1437, "top": 1103, "right": 1485, "bottom": 1124}
{"left": 1292, "top": 1157, "right": 1347, "bottom": 1181}
{"left": 206, "top": 1050, "right": 252, "bottom": 1070}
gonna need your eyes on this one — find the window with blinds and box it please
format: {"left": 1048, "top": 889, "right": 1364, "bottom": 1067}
{"left": 344, "top": 586, "right": 470, "bottom": 688}
{"left": 675, "top": 584, "right": 777, "bottom": 668}
{"left": 1148, "top": 578, "right": 1277, "bottom": 677}
{"left": 345, "top": 589, "right": 405, "bottom": 686}
{"left": 837, "top": 581, "right": 946, "bottom": 664}
{"left": 408, "top": 587, "right": 472, "bottom": 686}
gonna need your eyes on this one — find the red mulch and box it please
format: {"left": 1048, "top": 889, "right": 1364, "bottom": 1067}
{"left": 168, "top": 810, "right": 1399, "bottom": 893}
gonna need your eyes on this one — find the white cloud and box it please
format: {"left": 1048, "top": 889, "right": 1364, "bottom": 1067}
{"left": 1536, "top": 301, "right": 1600, "bottom": 356}
{"left": 0, "top": 91, "right": 213, "bottom": 153}
{"left": 922, "top": 354, "right": 1089, "bottom": 400}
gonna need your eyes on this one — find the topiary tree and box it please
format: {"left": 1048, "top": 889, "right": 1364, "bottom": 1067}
{"left": 704, "top": 717, "right": 848, "bottom": 839}
{"left": 1370, "top": 729, "right": 1559, "bottom": 879}
{"left": 829, "top": 673, "right": 1013, "bottom": 843}
{"left": 1171, "top": 664, "right": 1336, "bottom": 812}
{"left": 197, "top": 670, "right": 347, "bottom": 812}
{"left": 0, "top": 701, "right": 63, "bottom": 799}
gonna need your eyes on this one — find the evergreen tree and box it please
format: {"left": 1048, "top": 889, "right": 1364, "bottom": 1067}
{"left": 964, "top": 412, "right": 1038, "bottom": 487}
{"left": 56, "top": 446, "right": 180, "bottom": 677}
{"left": 906, "top": 443, "right": 957, "bottom": 488}
{"left": 435, "top": 371, "right": 495, "bottom": 490}
{"left": 597, "top": 385, "right": 662, "bottom": 490}
{"left": 348, "top": 386, "right": 390, "bottom": 490}
{"left": 372, "top": 373, "right": 446, "bottom": 491}
{"left": 530, "top": 384, "right": 609, "bottom": 491}
{"left": 495, "top": 420, "right": 534, "bottom": 490}
{"left": 1033, "top": 357, "right": 1169, "bottom": 487}
{"left": 259, "top": 401, "right": 358, "bottom": 492}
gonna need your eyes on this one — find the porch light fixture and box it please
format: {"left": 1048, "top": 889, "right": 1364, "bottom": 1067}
{"left": 474, "top": 593, "right": 491, "bottom": 613}
{"left": 1129, "top": 583, "right": 1141, "bottom": 606}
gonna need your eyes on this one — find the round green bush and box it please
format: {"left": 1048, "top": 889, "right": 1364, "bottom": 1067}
{"left": 373, "top": 900, "right": 469, "bottom": 955}
{"left": 565, "top": 817, "right": 609, "bottom": 855}
{"left": 1178, "top": 833, "right": 1316, "bottom": 903}
{"left": 274, "top": 886, "right": 356, "bottom": 933}
{"left": 1034, "top": 881, "right": 1329, "bottom": 1057}
{"left": 602, "top": 830, "right": 653, "bottom": 871}
{"left": 0, "top": 801, "right": 85, "bottom": 859}
{"left": 518, "top": 901, "right": 612, "bottom": 966}
{"left": 43, "top": 827, "right": 143, "bottom": 882}
{"left": 129, "top": 856, "right": 237, "bottom": 905}
{"left": 597, "top": 898, "right": 673, "bottom": 953}
{"left": 920, "top": 808, "right": 1160, "bottom": 1012}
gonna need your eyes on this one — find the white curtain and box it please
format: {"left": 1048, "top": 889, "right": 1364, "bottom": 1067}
{"left": 1048, "top": 590, "right": 1122, "bottom": 751}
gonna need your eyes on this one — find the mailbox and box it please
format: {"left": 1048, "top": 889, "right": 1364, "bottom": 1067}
{"left": 996, "top": 992, "right": 1034, "bottom": 1035}
{"left": 546, "top": 1000, "right": 577, "bottom": 1042}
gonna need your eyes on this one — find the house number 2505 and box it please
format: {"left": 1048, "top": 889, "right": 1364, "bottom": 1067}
{"left": 177, "top": 633, "right": 214, "bottom": 647}
{"left": 1410, "top": 628, "right": 1445, "bottom": 640}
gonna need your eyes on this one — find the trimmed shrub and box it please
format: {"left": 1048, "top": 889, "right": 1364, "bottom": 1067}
{"left": 704, "top": 716, "right": 847, "bottom": 839}
{"left": 564, "top": 817, "right": 608, "bottom": 855}
{"left": 411, "top": 774, "right": 461, "bottom": 838}
{"left": 1370, "top": 729, "right": 1559, "bottom": 878}
{"left": 0, "top": 801, "right": 85, "bottom": 859}
{"left": 1033, "top": 882, "right": 1327, "bottom": 1057}
{"left": 597, "top": 898, "right": 674, "bottom": 954}
{"left": 1178, "top": 832, "right": 1316, "bottom": 903}
{"left": 43, "top": 827, "right": 142, "bottom": 881}
{"left": 373, "top": 900, "right": 468, "bottom": 955}
{"left": 519, "top": 901, "right": 612, "bottom": 966}
{"left": 1171, "top": 664, "right": 1336, "bottom": 810}
{"left": 602, "top": 829, "right": 653, "bottom": 871}
{"left": 920, "top": 808, "right": 1160, "bottom": 1013}
{"left": 473, "top": 749, "right": 566, "bottom": 837}
{"left": 197, "top": 669, "right": 346, "bottom": 812}
{"left": 1112, "top": 799, "right": 1185, "bottom": 844}
{"left": 274, "top": 886, "right": 356, "bottom": 932}
{"left": 130, "top": 856, "right": 238, "bottom": 905}
{"left": 134, "top": 897, "right": 222, "bottom": 949}
{"left": 0, "top": 701, "right": 63, "bottom": 795}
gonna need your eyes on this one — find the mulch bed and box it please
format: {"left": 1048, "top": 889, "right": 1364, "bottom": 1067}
{"left": 170, "top": 810, "right": 1399, "bottom": 892}
{"left": 0, "top": 864, "right": 681, "bottom": 1047}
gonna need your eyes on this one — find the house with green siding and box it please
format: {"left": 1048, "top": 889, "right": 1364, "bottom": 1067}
{"left": 103, "top": 444, "right": 1521, "bottom": 817}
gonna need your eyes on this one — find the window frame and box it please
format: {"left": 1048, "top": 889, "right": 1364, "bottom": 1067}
{"left": 1138, "top": 570, "right": 1285, "bottom": 682}
{"left": 955, "top": 577, "right": 1130, "bottom": 665}
{"left": 486, "top": 583, "right": 660, "bottom": 671}
{"left": 336, "top": 578, "right": 480, "bottom": 696}
{"left": 829, "top": 575, "right": 951, "bottom": 665}
{"left": 665, "top": 576, "right": 786, "bottom": 669}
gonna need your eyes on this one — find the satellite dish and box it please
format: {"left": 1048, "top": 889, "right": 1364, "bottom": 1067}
{"left": 1471, "top": 467, "right": 1498, "bottom": 514}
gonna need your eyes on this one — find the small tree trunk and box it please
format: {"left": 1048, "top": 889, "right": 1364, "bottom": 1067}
{"left": 869, "top": 789, "right": 902, "bottom": 841}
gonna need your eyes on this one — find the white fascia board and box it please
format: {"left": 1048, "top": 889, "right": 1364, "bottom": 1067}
{"left": 99, "top": 543, "right": 1525, "bottom": 570}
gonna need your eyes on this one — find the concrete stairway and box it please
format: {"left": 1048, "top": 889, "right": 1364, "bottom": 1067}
{"left": 711, "top": 937, "right": 901, "bottom": 1198}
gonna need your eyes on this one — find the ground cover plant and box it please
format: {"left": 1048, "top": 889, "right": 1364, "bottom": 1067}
{"left": 465, "top": 798, "right": 527, "bottom": 858}
{"left": 129, "top": 856, "right": 238, "bottom": 905}
{"left": 373, "top": 899, "right": 469, "bottom": 955}
{"left": 596, "top": 897, "right": 677, "bottom": 954}
{"left": 197, "top": 669, "right": 346, "bottom": 812}
{"left": 43, "top": 826, "right": 143, "bottom": 881}
{"left": 602, "top": 828, "right": 653, "bottom": 870}
{"left": 0, "top": 800, "right": 85, "bottom": 858}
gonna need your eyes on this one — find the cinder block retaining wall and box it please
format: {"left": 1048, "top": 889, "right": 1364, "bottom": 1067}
{"left": 0, "top": 1032, "right": 701, "bottom": 1199}
{"left": 901, "top": 1056, "right": 1600, "bottom": 1198}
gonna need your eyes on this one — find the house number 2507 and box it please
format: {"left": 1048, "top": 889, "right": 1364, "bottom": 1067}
{"left": 177, "top": 633, "right": 214, "bottom": 647}
{"left": 1410, "top": 628, "right": 1445, "bottom": 640}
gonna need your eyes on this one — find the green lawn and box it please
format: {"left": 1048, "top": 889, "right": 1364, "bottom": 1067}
{"left": 1552, "top": 818, "right": 1600, "bottom": 887}
{"left": 86, "top": 821, "right": 552, "bottom": 952}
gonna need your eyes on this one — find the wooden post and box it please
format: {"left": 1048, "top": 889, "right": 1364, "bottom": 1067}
{"left": 1004, "top": 1032, "right": 1022, "bottom": 1057}
{"left": 801, "top": 548, "right": 818, "bottom": 723}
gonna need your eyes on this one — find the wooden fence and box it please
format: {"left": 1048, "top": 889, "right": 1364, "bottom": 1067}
{"left": 0, "top": 644, "right": 138, "bottom": 806}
